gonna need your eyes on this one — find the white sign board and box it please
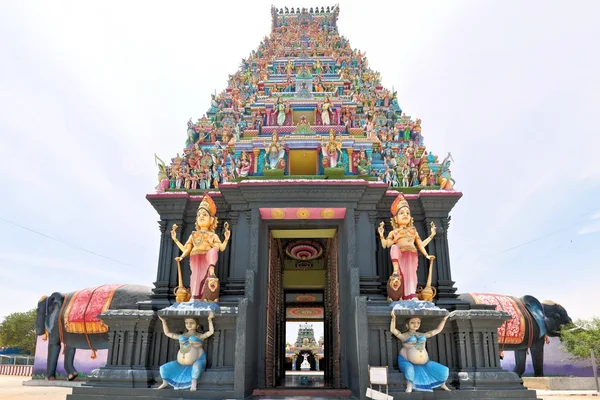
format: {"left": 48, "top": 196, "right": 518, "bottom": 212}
{"left": 368, "top": 366, "right": 388, "bottom": 385}
{"left": 366, "top": 387, "right": 393, "bottom": 400}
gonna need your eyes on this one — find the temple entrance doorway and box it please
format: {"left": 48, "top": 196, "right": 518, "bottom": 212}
{"left": 265, "top": 229, "right": 341, "bottom": 389}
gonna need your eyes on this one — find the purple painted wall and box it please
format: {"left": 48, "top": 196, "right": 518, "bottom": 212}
{"left": 500, "top": 338, "right": 597, "bottom": 376}
{"left": 32, "top": 336, "right": 108, "bottom": 378}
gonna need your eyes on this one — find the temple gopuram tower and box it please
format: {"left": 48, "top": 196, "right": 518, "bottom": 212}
{"left": 69, "top": 5, "right": 539, "bottom": 400}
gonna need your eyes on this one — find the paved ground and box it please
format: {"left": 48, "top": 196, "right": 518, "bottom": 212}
{"left": 0, "top": 376, "right": 71, "bottom": 400}
{"left": 0, "top": 375, "right": 598, "bottom": 399}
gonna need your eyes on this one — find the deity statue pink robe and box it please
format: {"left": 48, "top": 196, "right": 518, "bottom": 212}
{"left": 189, "top": 247, "right": 218, "bottom": 300}
{"left": 390, "top": 245, "right": 419, "bottom": 300}
{"left": 321, "top": 146, "right": 339, "bottom": 168}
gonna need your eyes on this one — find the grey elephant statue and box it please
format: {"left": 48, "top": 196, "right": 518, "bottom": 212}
{"left": 35, "top": 284, "right": 152, "bottom": 380}
{"left": 458, "top": 293, "right": 571, "bottom": 377}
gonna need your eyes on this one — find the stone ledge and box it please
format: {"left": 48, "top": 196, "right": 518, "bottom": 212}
{"left": 523, "top": 377, "right": 600, "bottom": 390}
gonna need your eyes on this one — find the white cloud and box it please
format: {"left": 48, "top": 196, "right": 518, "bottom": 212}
{"left": 577, "top": 220, "right": 600, "bottom": 235}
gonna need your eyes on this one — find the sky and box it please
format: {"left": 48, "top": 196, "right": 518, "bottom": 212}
{"left": 1, "top": 0, "right": 599, "bottom": 327}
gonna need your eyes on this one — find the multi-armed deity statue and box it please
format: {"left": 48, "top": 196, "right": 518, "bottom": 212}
{"left": 378, "top": 193, "right": 436, "bottom": 301}
{"left": 320, "top": 129, "right": 343, "bottom": 168}
{"left": 171, "top": 194, "right": 230, "bottom": 302}
{"left": 264, "top": 131, "right": 286, "bottom": 169}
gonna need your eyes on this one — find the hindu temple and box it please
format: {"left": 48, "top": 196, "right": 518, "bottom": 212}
{"left": 65, "top": 5, "right": 542, "bottom": 400}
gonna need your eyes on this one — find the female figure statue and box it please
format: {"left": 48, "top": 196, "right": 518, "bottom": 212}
{"left": 274, "top": 97, "right": 288, "bottom": 126}
{"left": 157, "top": 312, "right": 215, "bottom": 391}
{"left": 390, "top": 311, "right": 450, "bottom": 393}
{"left": 235, "top": 151, "right": 252, "bottom": 177}
{"left": 355, "top": 149, "right": 371, "bottom": 176}
{"left": 377, "top": 193, "right": 435, "bottom": 300}
{"left": 171, "top": 194, "right": 231, "bottom": 301}
{"left": 321, "top": 129, "right": 343, "bottom": 168}
{"left": 319, "top": 96, "right": 333, "bottom": 125}
{"left": 264, "top": 131, "right": 286, "bottom": 169}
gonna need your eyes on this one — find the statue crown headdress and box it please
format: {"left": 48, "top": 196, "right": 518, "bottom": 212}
{"left": 390, "top": 193, "right": 409, "bottom": 216}
{"left": 198, "top": 193, "right": 217, "bottom": 216}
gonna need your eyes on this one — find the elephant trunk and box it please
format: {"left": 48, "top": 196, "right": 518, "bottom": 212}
{"left": 35, "top": 297, "right": 48, "bottom": 336}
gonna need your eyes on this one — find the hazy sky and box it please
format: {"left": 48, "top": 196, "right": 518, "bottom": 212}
{"left": 1, "top": 0, "right": 599, "bottom": 327}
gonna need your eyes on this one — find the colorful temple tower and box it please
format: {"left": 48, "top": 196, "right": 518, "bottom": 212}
{"left": 285, "top": 323, "right": 324, "bottom": 372}
{"left": 68, "top": 5, "right": 539, "bottom": 400}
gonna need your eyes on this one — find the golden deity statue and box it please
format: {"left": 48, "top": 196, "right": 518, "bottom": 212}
{"left": 264, "top": 130, "right": 286, "bottom": 169}
{"left": 320, "top": 129, "right": 343, "bottom": 168}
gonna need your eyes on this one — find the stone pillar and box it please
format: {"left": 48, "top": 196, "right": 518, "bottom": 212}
{"left": 222, "top": 209, "right": 246, "bottom": 298}
{"left": 285, "top": 147, "right": 290, "bottom": 175}
{"left": 93, "top": 310, "right": 157, "bottom": 387}
{"left": 266, "top": 109, "right": 272, "bottom": 126}
{"left": 419, "top": 193, "right": 468, "bottom": 309}
{"left": 252, "top": 148, "right": 260, "bottom": 174}
{"left": 447, "top": 310, "right": 534, "bottom": 392}
{"left": 346, "top": 148, "right": 354, "bottom": 173}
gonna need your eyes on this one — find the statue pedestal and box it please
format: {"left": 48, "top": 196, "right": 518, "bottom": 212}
{"left": 263, "top": 169, "right": 285, "bottom": 178}
{"left": 324, "top": 167, "right": 345, "bottom": 178}
{"left": 391, "top": 300, "right": 449, "bottom": 330}
{"left": 391, "top": 300, "right": 448, "bottom": 317}
{"left": 158, "top": 300, "right": 221, "bottom": 317}
{"left": 300, "top": 361, "right": 311, "bottom": 371}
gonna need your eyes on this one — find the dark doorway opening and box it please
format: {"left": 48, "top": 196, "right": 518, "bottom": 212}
{"left": 265, "top": 230, "right": 341, "bottom": 389}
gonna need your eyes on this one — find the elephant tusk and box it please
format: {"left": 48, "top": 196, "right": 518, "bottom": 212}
{"left": 567, "top": 324, "right": 588, "bottom": 332}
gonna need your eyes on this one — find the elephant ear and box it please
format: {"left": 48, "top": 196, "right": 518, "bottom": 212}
{"left": 46, "top": 293, "right": 64, "bottom": 333}
{"left": 521, "top": 295, "right": 547, "bottom": 339}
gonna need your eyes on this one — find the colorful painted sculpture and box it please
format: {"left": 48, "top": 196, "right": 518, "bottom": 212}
{"left": 321, "top": 129, "right": 343, "bottom": 168}
{"left": 354, "top": 149, "right": 372, "bottom": 175}
{"left": 154, "top": 5, "right": 457, "bottom": 186}
{"left": 35, "top": 285, "right": 152, "bottom": 380}
{"left": 320, "top": 96, "right": 333, "bottom": 125}
{"left": 390, "top": 311, "right": 451, "bottom": 393}
{"left": 264, "top": 131, "right": 286, "bottom": 169}
{"left": 438, "top": 153, "right": 455, "bottom": 190}
{"left": 171, "top": 194, "right": 230, "bottom": 301}
{"left": 235, "top": 151, "right": 252, "bottom": 177}
{"left": 157, "top": 313, "right": 215, "bottom": 391}
{"left": 458, "top": 293, "right": 572, "bottom": 377}
{"left": 378, "top": 194, "right": 436, "bottom": 300}
{"left": 274, "top": 97, "right": 288, "bottom": 126}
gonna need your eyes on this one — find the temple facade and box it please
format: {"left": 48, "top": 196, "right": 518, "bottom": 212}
{"left": 68, "top": 6, "right": 539, "bottom": 400}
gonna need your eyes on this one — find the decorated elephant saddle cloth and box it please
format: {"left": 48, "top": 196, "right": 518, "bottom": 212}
{"left": 64, "top": 284, "right": 124, "bottom": 334}
{"left": 468, "top": 293, "right": 528, "bottom": 345}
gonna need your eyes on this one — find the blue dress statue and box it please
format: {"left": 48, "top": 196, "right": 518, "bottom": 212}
{"left": 157, "top": 313, "right": 215, "bottom": 391}
{"left": 390, "top": 312, "right": 451, "bottom": 393}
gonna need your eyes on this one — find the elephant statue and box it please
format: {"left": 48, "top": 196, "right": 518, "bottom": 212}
{"left": 458, "top": 293, "right": 571, "bottom": 377}
{"left": 35, "top": 284, "right": 152, "bottom": 380}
